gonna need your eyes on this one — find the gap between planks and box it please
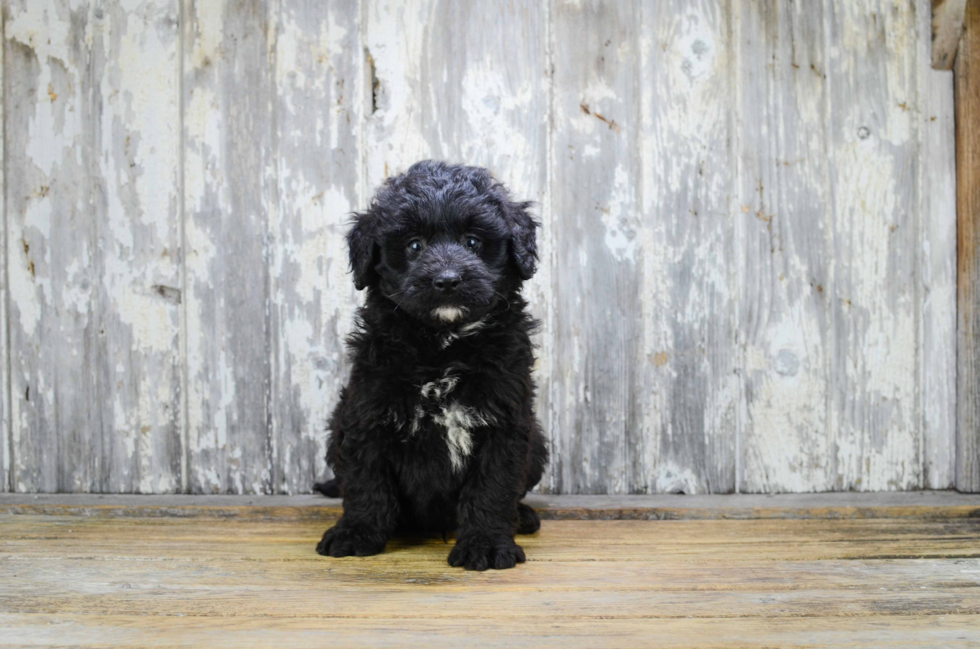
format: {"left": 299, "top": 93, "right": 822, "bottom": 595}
{"left": 1, "top": 491, "right": 979, "bottom": 520}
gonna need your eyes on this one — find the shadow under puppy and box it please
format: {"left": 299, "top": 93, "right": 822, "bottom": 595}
{"left": 315, "top": 160, "right": 548, "bottom": 570}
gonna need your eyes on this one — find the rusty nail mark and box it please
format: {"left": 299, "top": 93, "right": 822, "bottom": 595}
{"left": 593, "top": 111, "right": 619, "bottom": 132}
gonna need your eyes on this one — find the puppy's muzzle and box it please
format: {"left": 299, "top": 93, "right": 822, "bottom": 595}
{"left": 433, "top": 270, "right": 462, "bottom": 294}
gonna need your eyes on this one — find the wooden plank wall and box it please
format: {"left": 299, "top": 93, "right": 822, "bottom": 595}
{"left": 956, "top": 0, "right": 980, "bottom": 491}
{"left": 0, "top": 0, "right": 959, "bottom": 494}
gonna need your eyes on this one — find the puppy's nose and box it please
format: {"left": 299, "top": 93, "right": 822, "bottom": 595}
{"left": 432, "top": 271, "right": 462, "bottom": 293}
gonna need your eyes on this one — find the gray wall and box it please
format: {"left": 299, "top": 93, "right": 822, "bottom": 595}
{"left": 0, "top": 0, "right": 958, "bottom": 494}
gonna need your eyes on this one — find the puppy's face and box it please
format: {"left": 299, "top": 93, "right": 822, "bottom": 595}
{"left": 348, "top": 161, "right": 537, "bottom": 325}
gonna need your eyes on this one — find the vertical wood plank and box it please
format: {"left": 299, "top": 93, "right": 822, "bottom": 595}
{"left": 828, "top": 0, "right": 921, "bottom": 491}
{"left": 0, "top": 3, "right": 7, "bottom": 492}
{"left": 6, "top": 0, "right": 97, "bottom": 491}
{"left": 918, "top": 0, "right": 957, "bottom": 490}
{"left": 183, "top": 0, "right": 275, "bottom": 494}
{"left": 635, "top": 0, "right": 737, "bottom": 494}
{"left": 271, "top": 0, "right": 361, "bottom": 494}
{"left": 362, "top": 0, "right": 551, "bottom": 486}
{"left": 735, "top": 1, "right": 833, "bottom": 492}
{"left": 92, "top": 0, "right": 183, "bottom": 493}
{"left": 6, "top": 0, "right": 182, "bottom": 492}
{"left": 550, "top": 0, "right": 638, "bottom": 494}
{"left": 956, "top": 0, "right": 980, "bottom": 491}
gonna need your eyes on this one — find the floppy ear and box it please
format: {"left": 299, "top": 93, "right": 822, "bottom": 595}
{"left": 504, "top": 200, "right": 539, "bottom": 280}
{"left": 346, "top": 212, "right": 378, "bottom": 290}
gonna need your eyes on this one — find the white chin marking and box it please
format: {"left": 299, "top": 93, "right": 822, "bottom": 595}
{"left": 433, "top": 306, "right": 466, "bottom": 322}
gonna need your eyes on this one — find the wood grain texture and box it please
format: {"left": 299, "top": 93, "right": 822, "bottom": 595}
{"left": 957, "top": 0, "right": 980, "bottom": 492}
{"left": 1, "top": 6, "right": 6, "bottom": 493}
{"left": 3, "top": 614, "right": 980, "bottom": 649}
{"left": 5, "top": 0, "right": 182, "bottom": 493}
{"left": 931, "top": 0, "right": 967, "bottom": 69}
{"left": 828, "top": 0, "right": 921, "bottom": 491}
{"left": 0, "top": 0, "right": 962, "bottom": 495}
{"left": 270, "top": 0, "right": 361, "bottom": 494}
{"left": 550, "top": 0, "right": 640, "bottom": 494}
{"left": 919, "top": 0, "right": 957, "bottom": 489}
{"left": 5, "top": 491, "right": 980, "bottom": 521}
{"left": 182, "top": 0, "right": 275, "bottom": 494}
{"left": 635, "top": 0, "right": 738, "bottom": 494}
{"left": 2, "top": 511, "right": 980, "bottom": 647}
{"left": 736, "top": 0, "right": 833, "bottom": 492}
{"left": 92, "top": 0, "right": 183, "bottom": 494}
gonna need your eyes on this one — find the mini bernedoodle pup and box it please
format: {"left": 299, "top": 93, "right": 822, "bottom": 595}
{"left": 314, "top": 160, "right": 548, "bottom": 571}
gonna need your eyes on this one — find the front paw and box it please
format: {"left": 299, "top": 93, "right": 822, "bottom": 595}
{"left": 316, "top": 524, "right": 387, "bottom": 557}
{"left": 448, "top": 533, "right": 526, "bottom": 571}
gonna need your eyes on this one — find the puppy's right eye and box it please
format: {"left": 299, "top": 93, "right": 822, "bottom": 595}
{"left": 407, "top": 240, "right": 423, "bottom": 253}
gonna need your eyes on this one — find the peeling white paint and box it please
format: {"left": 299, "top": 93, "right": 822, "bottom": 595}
{"left": 599, "top": 165, "right": 638, "bottom": 262}
{"left": 2, "top": 0, "right": 957, "bottom": 496}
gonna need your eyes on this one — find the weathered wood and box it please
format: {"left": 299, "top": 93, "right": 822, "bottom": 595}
{"left": 736, "top": 1, "right": 833, "bottom": 492}
{"left": 2, "top": 512, "right": 980, "bottom": 647}
{"left": 827, "top": 0, "right": 921, "bottom": 491}
{"left": 932, "top": 0, "right": 968, "bottom": 70}
{"left": 5, "top": 2, "right": 100, "bottom": 492}
{"left": 5, "top": 0, "right": 183, "bottom": 493}
{"left": 269, "top": 0, "right": 362, "bottom": 494}
{"left": 182, "top": 0, "right": 276, "bottom": 494}
{"left": 4, "top": 614, "right": 980, "bottom": 649}
{"left": 550, "top": 0, "right": 640, "bottom": 494}
{"left": 0, "top": 7, "right": 6, "bottom": 493}
{"left": 3, "top": 491, "right": 980, "bottom": 521}
{"left": 0, "top": 0, "right": 962, "bottom": 496}
{"left": 634, "top": 0, "right": 738, "bottom": 494}
{"left": 957, "top": 0, "right": 980, "bottom": 492}
{"left": 919, "top": 0, "right": 958, "bottom": 489}
{"left": 92, "top": 0, "right": 184, "bottom": 494}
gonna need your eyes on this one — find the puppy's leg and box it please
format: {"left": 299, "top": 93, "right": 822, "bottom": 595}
{"left": 449, "top": 436, "right": 528, "bottom": 571}
{"left": 316, "top": 452, "right": 399, "bottom": 558}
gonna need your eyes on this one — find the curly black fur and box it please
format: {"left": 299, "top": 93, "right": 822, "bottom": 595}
{"left": 315, "top": 161, "right": 548, "bottom": 570}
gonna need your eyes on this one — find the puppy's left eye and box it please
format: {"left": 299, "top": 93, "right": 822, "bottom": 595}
{"left": 464, "top": 236, "right": 481, "bottom": 249}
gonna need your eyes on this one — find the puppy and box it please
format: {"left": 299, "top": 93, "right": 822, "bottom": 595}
{"left": 315, "top": 160, "right": 548, "bottom": 571}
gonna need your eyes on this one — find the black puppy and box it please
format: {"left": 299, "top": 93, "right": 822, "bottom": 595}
{"left": 314, "top": 160, "right": 548, "bottom": 571}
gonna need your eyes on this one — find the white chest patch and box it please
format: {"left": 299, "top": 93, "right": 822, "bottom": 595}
{"left": 433, "top": 402, "right": 491, "bottom": 473}
{"left": 412, "top": 368, "right": 494, "bottom": 473}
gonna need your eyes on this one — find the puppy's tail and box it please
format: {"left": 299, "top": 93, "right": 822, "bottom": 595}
{"left": 312, "top": 478, "right": 341, "bottom": 498}
{"left": 516, "top": 502, "right": 541, "bottom": 535}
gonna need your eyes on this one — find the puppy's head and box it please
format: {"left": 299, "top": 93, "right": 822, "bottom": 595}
{"left": 347, "top": 160, "right": 538, "bottom": 325}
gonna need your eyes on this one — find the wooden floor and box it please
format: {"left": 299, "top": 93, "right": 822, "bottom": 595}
{"left": 2, "top": 495, "right": 980, "bottom": 647}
